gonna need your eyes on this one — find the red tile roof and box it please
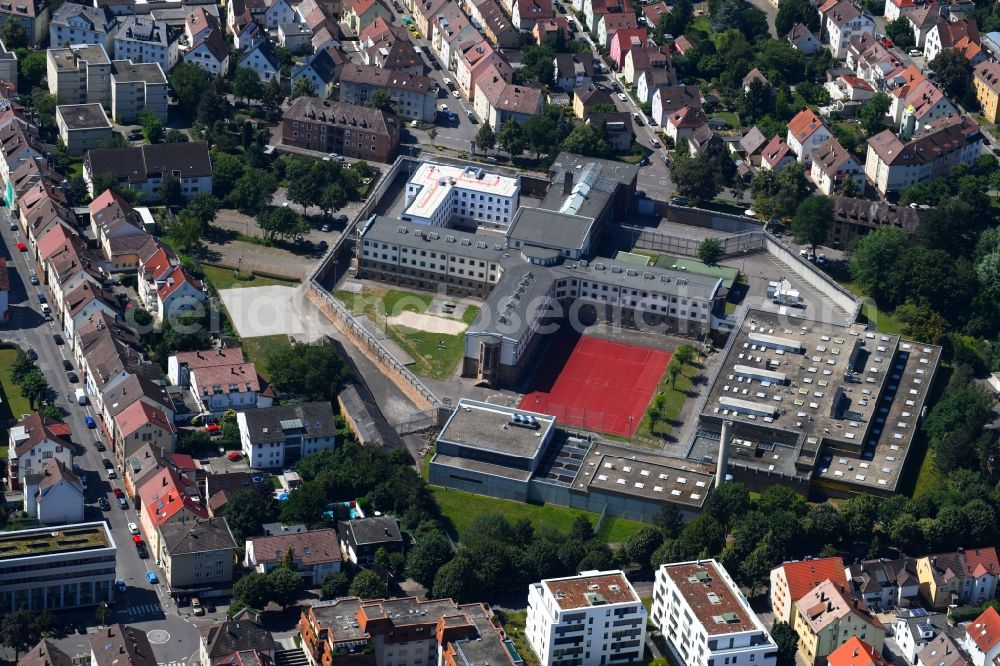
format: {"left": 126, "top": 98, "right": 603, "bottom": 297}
{"left": 828, "top": 637, "right": 889, "bottom": 666}
{"left": 969, "top": 606, "right": 1000, "bottom": 654}
{"left": 138, "top": 466, "right": 207, "bottom": 528}
{"left": 788, "top": 108, "right": 826, "bottom": 141}
{"left": 779, "top": 557, "right": 847, "bottom": 606}
{"left": 115, "top": 401, "right": 174, "bottom": 438}
{"left": 963, "top": 547, "right": 999, "bottom": 579}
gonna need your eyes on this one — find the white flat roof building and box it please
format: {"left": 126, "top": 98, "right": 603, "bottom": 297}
{"left": 526, "top": 570, "right": 646, "bottom": 666}
{"left": 652, "top": 559, "right": 777, "bottom": 666}
{"left": 402, "top": 162, "right": 520, "bottom": 229}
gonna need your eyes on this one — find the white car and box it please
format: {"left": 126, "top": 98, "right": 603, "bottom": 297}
{"left": 908, "top": 48, "right": 922, "bottom": 57}
{"left": 442, "top": 77, "right": 451, "bottom": 86}
{"left": 128, "top": 522, "right": 139, "bottom": 535}
{"left": 617, "top": 92, "right": 627, "bottom": 101}
{"left": 439, "top": 104, "right": 449, "bottom": 112}
{"left": 451, "top": 90, "right": 460, "bottom": 98}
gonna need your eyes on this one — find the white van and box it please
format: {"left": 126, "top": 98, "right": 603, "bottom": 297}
{"left": 75, "top": 388, "right": 87, "bottom": 405}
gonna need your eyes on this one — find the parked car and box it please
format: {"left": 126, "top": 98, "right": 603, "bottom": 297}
{"left": 192, "top": 598, "right": 205, "bottom": 616}
{"left": 670, "top": 196, "right": 688, "bottom": 206}
{"left": 37, "top": 293, "right": 46, "bottom": 304}
{"left": 617, "top": 92, "right": 627, "bottom": 101}
{"left": 62, "top": 359, "right": 73, "bottom": 371}
{"left": 136, "top": 543, "right": 148, "bottom": 559}
{"left": 336, "top": 214, "right": 349, "bottom": 224}
{"left": 439, "top": 103, "right": 449, "bottom": 113}
{"left": 127, "top": 132, "right": 143, "bottom": 141}
{"left": 98, "top": 497, "right": 110, "bottom": 511}
{"left": 145, "top": 571, "right": 158, "bottom": 584}
{"left": 53, "top": 333, "right": 63, "bottom": 345}
{"left": 85, "top": 416, "right": 96, "bottom": 428}
{"left": 29, "top": 273, "right": 39, "bottom": 285}
{"left": 649, "top": 137, "right": 660, "bottom": 148}
{"left": 67, "top": 371, "right": 79, "bottom": 383}
{"left": 442, "top": 77, "right": 451, "bottom": 86}
{"left": 321, "top": 223, "right": 332, "bottom": 232}
{"left": 95, "top": 440, "right": 105, "bottom": 452}
{"left": 128, "top": 522, "right": 139, "bottom": 534}
{"left": 114, "top": 488, "right": 125, "bottom": 499}
{"left": 8, "top": 220, "right": 15, "bottom": 230}
{"left": 26, "top": 348, "right": 36, "bottom": 360}
{"left": 227, "top": 451, "right": 242, "bottom": 461}
{"left": 118, "top": 496, "right": 127, "bottom": 508}
{"left": 16, "top": 241, "right": 26, "bottom": 252}
{"left": 103, "top": 458, "right": 114, "bottom": 470}
{"left": 451, "top": 90, "right": 460, "bottom": 98}
{"left": 116, "top": 580, "right": 127, "bottom": 593}
{"left": 908, "top": 48, "right": 922, "bottom": 57}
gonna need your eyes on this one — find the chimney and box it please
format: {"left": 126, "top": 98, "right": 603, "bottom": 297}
{"left": 716, "top": 420, "right": 732, "bottom": 489}
{"left": 162, "top": 476, "right": 167, "bottom": 486}
{"left": 107, "top": 627, "right": 113, "bottom": 638}
{"left": 563, "top": 171, "right": 574, "bottom": 195}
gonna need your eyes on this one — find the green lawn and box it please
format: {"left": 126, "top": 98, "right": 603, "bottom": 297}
{"left": 201, "top": 264, "right": 299, "bottom": 291}
{"left": 634, "top": 359, "right": 699, "bottom": 441}
{"left": 712, "top": 111, "right": 741, "bottom": 129}
{"left": 0, "top": 348, "right": 31, "bottom": 455}
{"left": 241, "top": 334, "right": 291, "bottom": 383}
{"left": 430, "top": 485, "right": 646, "bottom": 544}
{"left": 499, "top": 611, "right": 541, "bottom": 666}
{"left": 843, "top": 283, "right": 905, "bottom": 335}
{"left": 911, "top": 447, "right": 940, "bottom": 499}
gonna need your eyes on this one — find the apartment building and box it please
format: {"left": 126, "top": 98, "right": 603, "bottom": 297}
{"left": 7, "top": 413, "right": 72, "bottom": 491}
{"left": 167, "top": 348, "right": 271, "bottom": 416}
{"left": 915, "top": 548, "right": 1000, "bottom": 611}
{"left": 474, "top": 74, "right": 544, "bottom": 131}
{"left": 821, "top": 0, "right": 875, "bottom": 58}
{"left": 769, "top": 557, "right": 847, "bottom": 626}
{"left": 651, "top": 560, "right": 777, "bottom": 666}
{"left": 965, "top": 606, "right": 1000, "bottom": 666}
{"left": 526, "top": 570, "right": 646, "bottom": 665}
{"left": 47, "top": 44, "right": 112, "bottom": 107}
{"left": 83, "top": 142, "right": 214, "bottom": 203}
{"left": 110, "top": 60, "right": 168, "bottom": 124}
{"left": 158, "top": 517, "right": 238, "bottom": 589}
{"left": 113, "top": 17, "right": 179, "bottom": 73}
{"left": 49, "top": 3, "right": 114, "bottom": 50}
{"left": 237, "top": 402, "right": 337, "bottom": 469}
{"left": 845, "top": 557, "right": 920, "bottom": 610}
{"left": 338, "top": 64, "right": 438, "bottom": 122}
{"left": 0, "top": 522, "right": 117, "bottom": 611}
{"left": 401, "top": 162, "right": 520, "bottom": 229}
{"left": 56, "top": 104, "right": 112, "bottom": 155}
{"left": 865, "top": 116, "right": 982, "bottom": 196}
{"left": 809, "top": 137, "right": 863, "bottom": 196}
{"left": 793, "top": 579, "right": 885, "bottom": 666}
{"left": 244, "top": 529, "right": 342, "bottom": 585}
{"left": 786, "top": 108, "right": 831, "bottom": 164}
{"left": 0, "top": 40, "right": 15, "bottom": 86}
{"left": 281, "top": 97, "right": 400, "bottom": 163}
{"left": 974, "top": 60, "right": 1000, "bottom": 124}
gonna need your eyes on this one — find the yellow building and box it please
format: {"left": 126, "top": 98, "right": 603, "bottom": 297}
{"left": 974, "top": 61, "right": 1000, "bottom": 124}
{"left": 915, "top": 549, "right": 1000, "bottom": 611}
{"left": 792, "top": 580, "right": 885, "bottom": 666}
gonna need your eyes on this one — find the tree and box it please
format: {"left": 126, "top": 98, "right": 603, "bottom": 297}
{"left": 475, "top": 122, "right": 496, "bottom": 155}
{"left": 367, "top": 89, "right": 395, "bottom": 114}
{"left": 858, "top": 92, "right": 891, "bottom": 136}
{"left": 894, "top": 301, "right": 948, "bottom": 344}
{"left": 671, "top": 152, "right": 723, "bottom": 205}
{"left": 138, "top": 109, "right": 163, "bottom": 144}
{"left": 19, "top": 370, "right": 47, "bottom": 409}
{"left": 771, "top": 622, "right": 799, "bottom": 666}
{"left": 321, "top": 572, "right": 351, "bottom": 599}
{"left": 618, "top": 527, "right": 664, "bottom": 568}
{"left": 18, "top": 52, "right": 46, "bottom": 91}
{"left": 280, "top": 482, "right": 327, "bottom": 528}
{"left": 289, "top": 76, "right": 315, "bottom": 101}
{"left": 497, "top": 119, "right": 526, "bottom": 157}
{"left": 159, "top": 173, "right": 182, "bottom": 207}
{"left": 775, "top": 0, "right": 819, "bottom": 35}
{"left": 10, "top": 350, "right": 35, "bottom": 384}
{"left": 405, "top": 531, "right": 454, "bottom": 587}
{"left": 524, "top": 115, "right": 558, "bottom": 158}
{"left": 667, "top": 359, "right": 682, "bottom": 387}
{"left": 38, "top": 404, "right": 62, "bottom": 421}
{"left": 703, "top": 482, "right": 750, "bottom": 528}
{"left": 222, "top": 488, "right": 277, "bottom": 542}
{"left": 885, "top": 16, "right": 914, "bottom": 48}
{"left": 165, "top": 129, "right": 188, "bottom": 143}
{"left": 267, "top": 341, "right": 350, "bottom": 402}
{"left": 698, "top": 238, "right": 724, "bottom": 266}
{"left": 257, "top": 206, "right": 306, "bottom": 241}
{"left": 233, "top": 572, "right": 271, "bottom": 609}
{"left": 791, "top": 195, "right": 832, "bottom": 255}
{"left": 432, "top": 554, "right": 479, "bottom": 602}
{"left": 737, "top": 78, "right": 774, "bottom": 124}
{"left": 849, "top": 226, "right": 909, "bottom": 305}
{"left": 169, "top": 62, "right": 213, "bottom": 115}
{"left": 197, "top": 87, "right": 231, "bottom": 126}
{"left": 232, "top": 169, "right": 277, "bottom": 215}
{"left": 95, "top": 602, "right": 111, "bottom": 626}
{"left": 674, "top": 344, "right": 696, "bottom": 367}
{"left": 930, "top": 48, "right": 973, "bottom": 97}
{"left": 753, "top": 39, "right": 805, "bottom": 86}
{"left": 233, "top": 67, "right": 264, "bottom": 105}
{"left": 1, "top": 18, "right": 28, "bottom": 49}
{"left": 268, "top": 568, "right": 302, "bottom": 608}
{"left": 560, "top": 123, "right": 610, "bottom": 158}
{"left": 427, "top": 127, "right": 438, "bottom": 147}
{"left": 0, "top": 610, "right": 46, "bottom": 660}
{"left": 349, "top": 569, "right": 388, "bottom": 600}
{"left": 518, "top": 44, "right": 555, "bottom": 86}
{"left": 659, "top": 0, "right": 692, "bottom": 37}
{"left": 185, "top": 193, "right": 220, "bottom": 226}
{"left": 653, "top": 503, "right": 685, "bottom": 539}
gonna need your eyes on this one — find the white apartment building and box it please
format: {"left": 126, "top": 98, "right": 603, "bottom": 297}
{"left": 110, "top": 60, "right": 168, "bottom": 124}
{"left": 651, "top": 560, "right": 778, "bottom": 666}
{"left": 526, "top": 570, "right": 646, "bottom": 666}
{"left": 237, "top": 402, "right": 337, "bottom": 469}
{"left": 402, "top": 162, "right": 520, "bottom": 229}
{"left": 113, "top": 17, "right": 179, "bottom": 73}
{"left": 46, "top": 44, "right": 112, "bottom": 107}
{"left": 49, "top": 3, "right": 114, "bottom": 51}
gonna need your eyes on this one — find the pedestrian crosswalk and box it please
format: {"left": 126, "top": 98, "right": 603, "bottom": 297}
{"left": 126, "top": 602, "right": 162, "bottom": 619}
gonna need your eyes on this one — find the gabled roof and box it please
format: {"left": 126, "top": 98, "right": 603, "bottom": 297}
{"left": 642, "top": 1, "right": 669, "bottom": 24}
{"left": 829, "top": 637, "right": 889, "bottom": 666}
{"left": 787, "top": 108, "right": 826, "bottom": 142}
{"left": 157, "top": 264, "right": 203, "bottom": 301}
{"left": 787, "top": 22, "right": 816, "bottom": 45}
{"left": 653, "top": 83, "right": 701, "bottom": 112}
{"left": 191, "top": 28, "right": 230, "bottom": 63}
{"left": 739, "top": 126, "right": 768, "bottom": 155}
{"left": 65, "top": 281, "right": 117, "bottom": 318}
{"left": 115, "top": 400, "right": 175, "bottom": 438}
{"left": 37, "top": 224, "right": 80, "bottom": 263}
{"left": 10, "top": 413, "right": 71, "bottom": 459}
{"left": 794, "top": 579, "right": 882, "bottom": 633}
{"left": 762, "top": 135, "right": 792, "bottom": 167}
{"left": 666, "top": 105, "right": 707, "bottom": 129}
{"left": 908, "top": 4, "right": 941, "bottom": 30}
{"left": 968, "top": 606, "right": 1000, "bottom": 654}
{"left": 932, "top": 18, "right": 978, "bottom": 50}
{"left": 811, "top": 137, "right": 858, "bottom": 178}
{"left": 574, "top": 82, "right": 612, "bottom": 107}
{"left": 610, "top": 27, "right": 647, "bottom": 53}
{"left": 19, "top": 640, "right": 73, "bottom": 666}
{"left": 160, "top": 516, "right": 237, "bottom": 556}
{"left": 601, "top": 11, "right": 637, "bottom": 31}
{"left": 867, "top": 115, "right": 980, "bottom": 166}
{"left": 917, "top": 634, "right": 968, "bottom": 666}
{"left": 517, "top": 0, "right": 553, "bottom": 21}
{"left": 248, "top": 528, "right": 342, "bottom": 565}
{"left": 962, "top": 547, "right": 1000, "bottom": 579}
{"left": 742, "top": 67, "right": 769, "bottom": 87}
{"left": 104, "top": 373, "right": 173, "bottom": 418}
{"left": 89, "top": 625, "right": 155, "bottom": 666}
{"left": 37, "top": 458, "right": 83, "bottom": 496}
{"left": 776, "top": 557, "right": 848, "bottom": 605}
{"left": 199, "top": 614, "right": 276, "bottom": 663}
{"left": 138, "top": 466, "right": 207, "bottom": 528}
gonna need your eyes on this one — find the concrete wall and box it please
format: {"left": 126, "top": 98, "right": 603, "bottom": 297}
{"left": 663, "top": 204, "right": 764, "bottom": 233}
{"left": 620, "top": 226, "right": 765, "bottom": 258}
{"left": 762, "top": 233, "right": 861, "bottom": 325}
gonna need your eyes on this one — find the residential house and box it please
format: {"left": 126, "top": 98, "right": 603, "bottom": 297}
{"left": 158, "top": 517, "right": 237, "bottom": 589}
{"left": 45, "top": 241, "right": 103, "bottom": 316}
{"left": 168, "top": 347, "right": 271, "bottom": 416}
{"left": 665, "top": 105, "right": 708, "bottom": 144}
{"left": 572, "top": 81, "right": 613, "bottom": 118}
{"left": 413, "top": 0, "right": 448, "bottom": 42}
{"left": 822, "top": 1, "right": 876, "bottom": 58}
{"left": 786, "top": 107, "right": 831, "bottom": 163}
{"left": 60, "top": 282, "right": 120, "bottom": 343}
{"left": 636, "top": 68, "right": 676, "bottom": 104}
{"left": 344, "top": 0, "right": 392, "bottom": 35}
{"left": 456, "top": 39, "right": 511, "bottom": 101}
{"left": 924, "top": 18, "right": 981, "bottom": 63}
{"left": 24, "top": 459, "right": 84, "bottom": 524}
{"left": 262, "top": 0, "right": 296, "bottom": 29}
{"left": 90, "top": 189, "right": 146, "bottom": 269}
{"left": 238, "top": 402, "right": 337, "bottom": 469}
{"left": 112, "top": 400, "right": 175, "bottom": 465}
{"left": 828, "top": 195, "right": 922, "bottom": 246}
{"left": 825, "top": 73, "right": 876, "bottom": 102}
{"left": 228, "top": 5, "right": 260, "bottom": 49}
{"left": 907, "top": 5, "right": 941, "bottom": 48}
{"left": 148, "top": 263, "right": 204, "bottom": 322}
{"left": 742, "top": 67, "right": 770, "bottom": 93}
{"left": 0, "top": 257, "right": 7, "bottom": 321}
{"left": 474, "top": 0, "right": 520, "bottom": 49}
{"left": 809, "top": 137, "right": 863, "bottom": 195}
{"left": 597, "top": 11, "right": 638, "bottom": 47}
{"left": 0, "top": 117, "right": 44, "bottom": 189}
{"left": 770, "top": 557, "right": 848, "bottom": 626}
{"left": 74, "top": 315, "right": 150, "bottom": 411}
{"left": 918, "top": 634, "right": 970, "bottom": 666}
{"left": 339, "top": 64, "right": 438, "bottom": 122}
{"left": 650, "top": 560, "right": 777, "bottom": 666}
{"left": 687, "top": 125, "right": 722, "bottom": 156}
{"left": 584, "top": 0, "right": 633, "bottom": 34}
{"left": 512, "top": 0, "right": 552, "bottom": 30}
{"left": 916, "top": 548, "right": 1000, "bottom": 611}
{"left": 291, "top": 47, "right": 345, "bottom": 99}
{"left": 865, "top": 115, "right": 981, "bottom": 195}
{"left": 850, "top": 32, "right": 903, "bottom": 85}
{"left": 137, "top": 465, "right": 207, "bottom": 557}
{"left": 793, "top": 579, "right": 885, "bottom": 666}
{"left": 90, "top": 626, "right": 156, "bottom": 666}
{"left": 363, "top": 38, "right": 420, "bottom": 73}
{"left": 673, "top": 34, "right": 694, "bottom": 55}
{"left": 587, "top": 112, "right": 633, "bottom": 152}
{"left": 553, "top": 53, "right": 593, "bottom": 92}
{"left": 245, "top": 529, "right": 342, "bottom": 585}
{"left": 337, "top": 515, "right": 402, "bottom": 565}
{"left": 110, "top": 60, "right": 168, "bottom": 124}
{"left": 281, "top": 97, "right": 400, "bottom": 162}
{"left": 888, "top": 70, "right": 956, "bottom": 127}
{"left": 277, "top": 21, "right": 311, "bottom": 51}
{"left": 203, "top": 472, "right": 263, "bottom": 515}
{"left": 47, "top": 44, "right": 112, "bottom": 107}
{"left": 894, "top": 610, "right": 938, "bottom": 665}
{"left": 642, "top": 1, "right": 669, "bottom": 26}
{"left": 239, "top": 39, "right": 281, "bottom": 83}
{"left": 19, "top": 640, "right": 72, "bottom": 666}
{"left": 609, "top": 27, "right": 647, "bottom": 70}
{"left": 533, "top": 16, "right": 571, "bottom": 45}
{"left": 83, "top": 142, "right": 214, "bottom": 202}
{"left": 7, "top": 413, "right": 72, "bottom": 491}
{"left": 966, "top": 606, "right": 1000, "bottom": 666}
{"left": 828, "top": 637, "right": 890, "bottom": 666}
{"left": 788, "top": 22, "right": 820, "bottom": 53}
{"left": 761, "top": 134, "right": 796, "bottom": 172}
{"left": 623, "top": 44, "right": 671, "bottom": 86}
{"left": 199, "top": 611, "right": 277, "bottom": 666}
{"left": 114, "top": 16, "right": 179, "bottom": 73}
{"left": 184, "top": 27, "right": 229, "bottom": 77}
{"left": 474, "top": 74, "right": 544, "bottom": 131}
{"left": 0, "top": 0, "right": 50, "bottom": 46}
{"left": 49, "top": 3, "right": 114, "bottom": 50}
{"left": 884, "top": 0, "right": 922, "bottom": 21}
{"left": 730, "top": 125, "right": 768, "bottom": 166}
{"left": 975, "top": 59, "right": 1000, "bottom": 123}
{"left": 845, "top": 557, "right": 920, "bottom": 610}
{"left": 101, "top": 373, "right": 175, "bottom": 447}
{"left": 650, "top": 83, "right": 700, "bottom": 127}
{"left": 185, "top": 6, "right": 216, "bottom": 42}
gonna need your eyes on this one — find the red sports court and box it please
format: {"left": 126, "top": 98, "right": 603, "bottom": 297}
{"left": 519, "top": 335, "right": 671, "bottom": 438}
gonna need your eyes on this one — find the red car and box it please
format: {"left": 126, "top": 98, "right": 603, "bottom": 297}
{"left": 226, "top": 451, "right": 241, "bottom": 461}
{"left": 204, "top": 423, "right": 220, "bottom": 433}
{"left": 881, "top": 37, "right": 894, "bottom": 48}
{"left": 16, "top": 241, "right": 26, "bottom": 252}
{"left": 113, "top": 488, "right": 124, "bottom": 499}
{"left": 132, "top": 535, "right": 143, "bottom": 544}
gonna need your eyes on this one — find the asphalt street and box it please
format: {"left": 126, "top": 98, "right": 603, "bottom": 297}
{"left": 0, "top": 208, "right": 215, "bottom": 665}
